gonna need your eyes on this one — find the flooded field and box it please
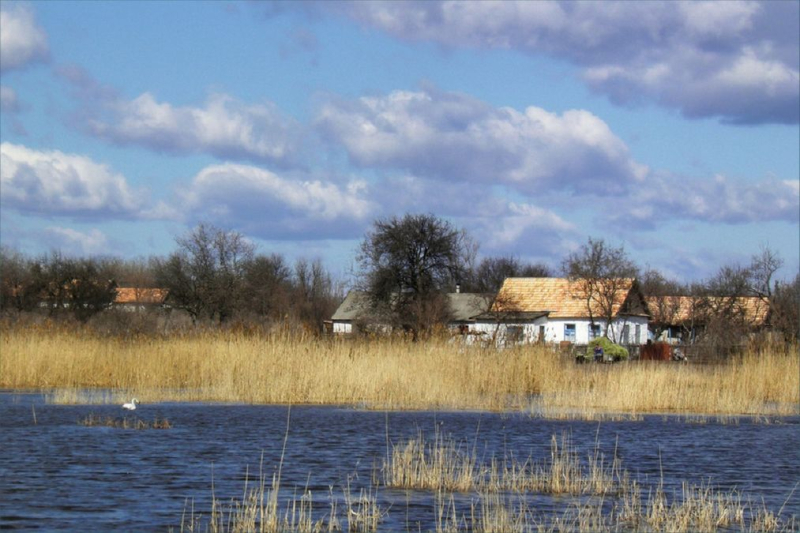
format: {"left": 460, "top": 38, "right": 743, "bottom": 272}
{"left": 1, "top": 392, "right": 798, "bottom": 531}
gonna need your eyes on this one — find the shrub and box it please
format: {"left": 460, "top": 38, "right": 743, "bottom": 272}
{"left": 587, "top": 337, "right": 629, "bottom": 362}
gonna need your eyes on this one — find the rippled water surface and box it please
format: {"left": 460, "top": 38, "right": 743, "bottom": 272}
{"left": 1, "top": 392, "right": 798, "bottom": 530}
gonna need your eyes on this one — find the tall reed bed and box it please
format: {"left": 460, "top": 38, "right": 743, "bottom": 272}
{"left": 533, "top": 347, "right": 799, "bottom": 416}
{"left": 1, "top": 323, "right": 797, "bottom": 415}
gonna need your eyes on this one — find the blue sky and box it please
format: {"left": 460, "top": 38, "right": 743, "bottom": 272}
{"left": 1, "top": 0, "right": 798, "bottom": 284}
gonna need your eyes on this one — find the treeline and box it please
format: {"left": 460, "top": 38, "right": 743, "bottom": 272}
{"left": 1, "top": 215, "right": 798, "bottom": 343}
{"left": 0, "top": 225, "right": 339, "bottom": 333}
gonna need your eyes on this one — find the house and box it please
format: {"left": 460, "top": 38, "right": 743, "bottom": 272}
{"left": 328, "top": 291, "right": 372, "bottom": 334}
{"left": 112, "top": 287, "right": 170, "bottom": 312}
{"left": 444, "top": 292, "right": 495, "bottom": 333}
{"left": 646, "top": 295, "right": 768, "bottom": 344}
{"left": 328, "top": 290, "right": 493, "bottom": 335}
{"left": 471, "top": 277, "right": 650, "bottom": 346}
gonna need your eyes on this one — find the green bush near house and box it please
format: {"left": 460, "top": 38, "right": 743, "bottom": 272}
{"left": 587, "top": 337, "right": 629, "bottom": 362}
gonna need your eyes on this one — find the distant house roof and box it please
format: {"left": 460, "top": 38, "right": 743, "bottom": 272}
{"left": 113, "top": 288, "right": 170, "bottom": 305}
{"left": 330, "top": 290, "right": 493, "bottom": 323}
{"left": 330, "top": 291, "right": 371, "bottom": 321}
{"left": 488, "top": 277, "right": 647, "bottom": 319}
{"left": 446, "top": 293, "right": 494, "bottom": 322}
{"left": 646, "top": 295, "right": 768, "bottom": 326}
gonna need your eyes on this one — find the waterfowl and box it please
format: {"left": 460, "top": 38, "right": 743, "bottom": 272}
{"left": 122, "top": 398, "right": 140, "bottom": 410}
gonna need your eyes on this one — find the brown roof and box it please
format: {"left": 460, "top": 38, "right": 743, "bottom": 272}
{"left": 492, "top": 278, "right": 641, "bottom": 319}
{"left": 646, "top": 296, "right": 768, "bottom": 325}
{"left": 114, "top": 288, "right": 169, "bottom": 305}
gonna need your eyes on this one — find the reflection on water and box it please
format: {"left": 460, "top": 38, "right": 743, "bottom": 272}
{"left": 1, "top": 392, "right": 798, "bottom": 530}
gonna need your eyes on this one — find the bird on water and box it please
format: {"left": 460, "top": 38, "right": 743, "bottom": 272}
{"left": 122, "top": 398, "right": 140, "bottom": 410}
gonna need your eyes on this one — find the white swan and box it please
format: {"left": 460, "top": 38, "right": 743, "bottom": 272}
{"left": 122, "top": 398, "right": 140, "bottom": 410}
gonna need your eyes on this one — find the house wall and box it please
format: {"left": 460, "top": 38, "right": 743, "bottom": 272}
{"left": 471, "top": 319, "right": 548, "bottom": 345}
{"left": 473, "top": 316, "right": 649, "bottom": 346}
{"left": 332, "top": 322, "right": 353, "bottom": 334}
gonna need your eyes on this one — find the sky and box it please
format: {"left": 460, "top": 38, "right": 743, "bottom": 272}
{"left": 1, "top": 0, "right": 798, "bottom": 285}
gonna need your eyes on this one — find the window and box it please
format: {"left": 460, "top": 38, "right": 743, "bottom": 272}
{"left": 507, "top": 326, "right": 523, "bottom": 343}
{"left": 622, "top": 325, "right": 630, "bottom": 345}
{"left": 635, "top": 325, "right": 641, "bottom": 344}
{"left": 564, "top": 323, "right": 576, "bottom": 342}
{"left": 589, "top": 323, "right": 601, "bottom": 340}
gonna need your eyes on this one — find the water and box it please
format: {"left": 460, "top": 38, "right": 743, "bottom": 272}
{"left": 1, "top": 392, "right": 798, "bottom": 531}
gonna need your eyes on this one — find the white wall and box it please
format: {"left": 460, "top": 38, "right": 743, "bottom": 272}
{"left": 332, "top": 322, "right": 352, "bottom": 334}
{"left": 472, "top": 316, "right": 649, "bottom": 346}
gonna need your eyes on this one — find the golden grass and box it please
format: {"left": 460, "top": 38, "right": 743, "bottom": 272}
{"left": 383, "top": 431, "right": 626, "bottom": 497}
{"left": 1, "top": 323, "right": 797, "bottom": 415}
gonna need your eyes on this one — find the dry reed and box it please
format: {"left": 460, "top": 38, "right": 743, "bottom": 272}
{"left": 78, "top": 413, "right": 172, "bottom": 430}
{"left": 182, "top": 429, "right": 797, "bottom": 533}
{"left": 383, "top": 431, "right": 627, "bottom": 498}
{"left": 2, "top": 323, "right": 797, "bottom": 415}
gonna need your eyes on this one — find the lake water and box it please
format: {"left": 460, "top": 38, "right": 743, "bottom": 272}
{"left": 1, "top": 392, "right": 798, "bottom": 531}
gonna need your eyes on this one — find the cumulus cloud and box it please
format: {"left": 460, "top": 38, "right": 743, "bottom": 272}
{"left": 607, "top": 173, "right": 800, "bottom": 227}
{"left": 43, "top": 227, "right": 110, "bottom": 256}
{"left": 322, "top": 1, "right": 799, "bottom": 124}
{"left": 316, "top": 87, "right": 647, "bottom": 195}
{"left": 0, "top": 142, "right": 168, "bottom": 220}
{"left": 57, "top": 67, "right": 304, "bottom": 167}
{"left": 180, "top": 163, "right": 375, "bottom": 240}
{"left": 0, "top": 4, "right": 49, "bottom": 73}
{"left": 89, "top": 93, "right": 303, "bottom": 166}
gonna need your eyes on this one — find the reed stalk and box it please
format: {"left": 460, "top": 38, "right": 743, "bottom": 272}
{"left": 2, "top": 323, "right": 797, "bottom": 415}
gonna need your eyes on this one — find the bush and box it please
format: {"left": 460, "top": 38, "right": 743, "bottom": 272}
{"left": 587, "top": 337, "right": 629, "bottom": 362}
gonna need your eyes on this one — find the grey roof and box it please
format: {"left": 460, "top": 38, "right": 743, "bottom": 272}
{"left": 331, "top": 291, "right": 493, "bottom": 323}
{"left": 447, "top": 293, "right": 494, "bottom": 322}
{"left": 330, "top": 291, "right": 371, "bottom": 321}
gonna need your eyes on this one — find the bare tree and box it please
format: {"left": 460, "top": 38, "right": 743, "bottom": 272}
{"left": 155, "top": 224, "right": 254, "bottom": 323}
{"left": 467, "top": 256, "right": 551, "bottom": 293}
{"left": 640, "top": 268, "right": 687, "bottom": 342}
{"left": 561, "top": 237, "right": 639, "bottom": 342}
{"left": 0, "top": 246, "right": 40, "bottom": 313}
{"left": 770, "top": 273, "right": 800, "bottom": 343}
{"left": 357, "top": 213, "right": 473, "bottom": 339}
{"left": 240, "top": 253, "right": 292, "bottom": 322}
{"left": 748, "top": 245, "right": 783, "bottom": 301}
{"left": 293, "top": 257, "right": 339, "bottom": 333}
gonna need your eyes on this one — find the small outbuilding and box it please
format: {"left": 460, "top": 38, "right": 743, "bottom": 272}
{"left": 328, "top": 290, "right": 493, "bottom": 335}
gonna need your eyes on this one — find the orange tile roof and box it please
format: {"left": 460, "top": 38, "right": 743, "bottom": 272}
{"left": 646, "top": 296, "right": 768, "bottom": 325}
{"left": 492, "top": 278, "right": 637, "bottom": 318}
{"left": 114, "top": 288, "right": 169, "bottom": 305}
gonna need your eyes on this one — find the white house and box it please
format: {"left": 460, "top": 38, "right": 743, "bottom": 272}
{"left": 472, "top": 278, "right": 650, "bottom": 346}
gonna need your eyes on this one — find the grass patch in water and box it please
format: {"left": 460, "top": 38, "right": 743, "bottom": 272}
{"left": 79, "top": 413, "right": 172, "bottom": 430}
{"left": 181, "top": 429, "right": 797, "bottom": 532}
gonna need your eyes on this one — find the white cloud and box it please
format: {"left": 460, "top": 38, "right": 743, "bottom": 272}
{"left": 0, "top": 4, "right": 49, "bottom": 73}
{"left": 607, "top": 173, "right": 800, "bottom": 227}
{"left": 180, "top": 163, "right": 375, "bottom": 239}
{"left": 316, "top": 87, "right": 647, "bottom": 195}
{"left": 0, "top": 85, "right": 19, "bottom": 111}
{"left": 75, "top": 90, "right": 304, "bottom": 167}
{"left": 0, "top": 142, "right": 158, "bottom": 219}
{"left": 43, "top": 227, "right": 109, "bottom": 256}
{"left": 323, "top": 0, "right": 799, "bottom": 124}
